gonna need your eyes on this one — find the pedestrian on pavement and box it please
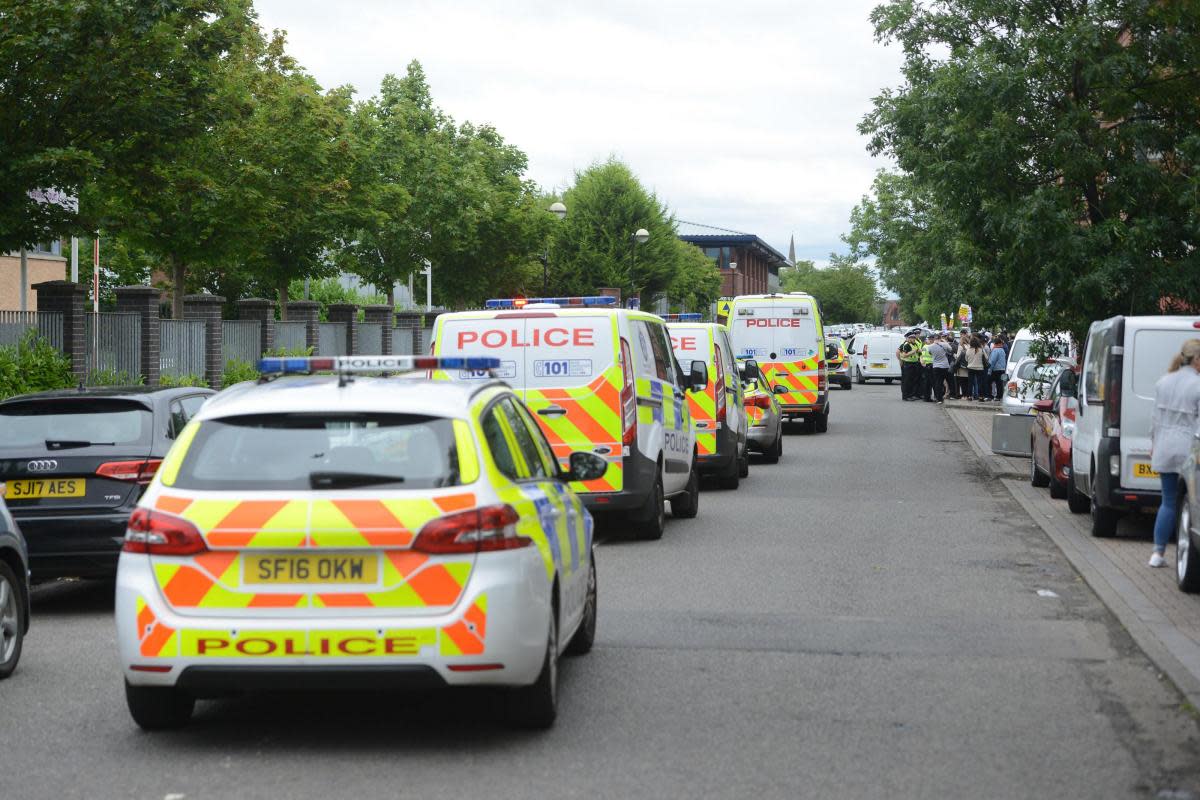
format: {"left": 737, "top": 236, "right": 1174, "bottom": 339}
{"left": 1147, "top": 339, "right": 1200, "bottom": 568}
{"left": 897, "top": 330, "right": 922, "bottom": 401}
{"left": 927, "top": 334, "right": 952, "bottom": 404}
{"left": 965, "top": 335, "right": 987, "bottom": 400}
{"left": 919, "top": 334, "right": 936, "bottom": 401}
{"left": 954, "top": 332, "right": 971, "bottom": 399}
{"left": 987, "top": 340, "right": 1007, "bottom": 401}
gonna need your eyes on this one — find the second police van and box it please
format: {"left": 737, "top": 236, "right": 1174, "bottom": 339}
{"left": 431, "top": 297, "right": 706, "bottom": 540}
{"left": 666, "top": 315, "right": 748, "bottom": 488}
{"left": 726, "top": 292, "right": 833, "bottom": 433}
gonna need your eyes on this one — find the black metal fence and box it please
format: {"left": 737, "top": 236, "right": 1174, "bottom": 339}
{"left": 0, "top": 310, "right": 63, "bottom": 350}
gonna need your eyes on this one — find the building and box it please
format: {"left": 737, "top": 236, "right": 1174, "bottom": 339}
{"left": 677, "top": 221, "right": 789, "bottom": 296}
{"left": 2, "top": 242, "right": 67, "bottom": 311}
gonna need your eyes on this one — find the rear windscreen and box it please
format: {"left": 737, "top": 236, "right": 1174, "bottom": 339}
{"left": 438, "top": 315, "right": 614, "bottom": 388}
{"left": 172, "top": 413, "right": 461, "bottom": 490}
{"left": 0, "top": 399, "right": 152, "bottom": 452}
{"left": 1133, "top": 330, "right": 1200, "bottom": 399}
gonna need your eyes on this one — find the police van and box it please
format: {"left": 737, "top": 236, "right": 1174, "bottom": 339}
{"left": 727, "top": 293, "right": 832, "bottom": 433}
{"left": 666, "top": 315, "right": 748, "bottom": 488}
{"left": 431, "top": 297, "right": 706, "bottom": 540}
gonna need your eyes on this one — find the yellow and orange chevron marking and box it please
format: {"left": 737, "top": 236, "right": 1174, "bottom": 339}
{"left": 687, "top": 368, "right": 718, "bottom": 455}
{"left": 764, "top": 358, "right": 819, "bottom": 406}
{"left": 440, "top": 594, "right": 488, "bottom": 656}
{"left": 136, "top": 596, "right": 177, "bottom": 657}
{"left": 529, "top": 370, "right": 624, "bottom": 493}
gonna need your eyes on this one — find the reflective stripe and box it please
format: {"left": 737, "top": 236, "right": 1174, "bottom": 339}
{"left": 157, "top": 421, "right": 200, "bottom": 488}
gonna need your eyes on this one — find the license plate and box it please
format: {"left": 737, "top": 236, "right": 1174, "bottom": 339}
{"left": 4, "top": 478, "right": 86, "bottom": 499}
{"left": 870, "top": 363, "right": 886, "bottom": 369}
{"left": 245, "top": 554, "right": 379, "bottom": 585}
{"left": 1133, "top": 462, "right": 1160, "bottom": 479}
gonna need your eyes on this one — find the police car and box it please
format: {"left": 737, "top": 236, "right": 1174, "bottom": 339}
{"left": 115, "top": 356, "right": 604, "bottom": 730}
{"left": 431, "top": 297, "right": 707, "bottom": 541}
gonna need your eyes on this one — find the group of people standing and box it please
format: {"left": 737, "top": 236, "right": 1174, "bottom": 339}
{"left": 896, "top": 329, "right": 1011, "bottom": 404}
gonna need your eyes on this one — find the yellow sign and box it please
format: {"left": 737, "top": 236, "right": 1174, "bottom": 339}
{"left": 5, "top": 478, "right": 86, "bottom": 499}
{"left": 717, "top": 300, "right": 732, "bottom": 322}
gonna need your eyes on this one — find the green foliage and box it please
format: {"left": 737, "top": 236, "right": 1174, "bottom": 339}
{"left": 858, "top": 0, "right": 1200, "bottom": 341}
{"left": 780, "top": 257, "right": 882, "bottom": 324}
{"left": 670, "top": 243, "right": 723, "bottom": 313}
{"left": 0, "top": 0, "right": 255, "bottom": 253}
{"left": 0, "top": 332, "right": 74, "bottom": 400}
{"left": 221, "top": 359, "right": 259, "bottom": 387}
{"left": 287, "top": 278, "right": 386, "bottom": 320}
{"left": 264, "top": 345, "right": 313, "bottom": 357}
{"left": 158, "top": 373, "right": 208, "bottom": 388}
{"left": 86, "top": 369, "right": 144, "bottom": 387}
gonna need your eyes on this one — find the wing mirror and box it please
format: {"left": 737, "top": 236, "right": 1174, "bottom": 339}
{"left": 773, "top": 384, "right": 789, "bottom": 395}
{"left": 741, "top": 359, "right": 761, "bottom": 382}
{"left": 688, "top": 360, "right": 709, "bottom": 392}
{"left": 1031, "top": 399, "right": 1054, "bottom": 414}
{"left": 563, "top": 451, "right": 608, "bottom": 483}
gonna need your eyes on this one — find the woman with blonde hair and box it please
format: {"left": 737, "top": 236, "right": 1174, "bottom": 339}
{"left": 1148, "top": 339, "right": 1200, "bottom": 568}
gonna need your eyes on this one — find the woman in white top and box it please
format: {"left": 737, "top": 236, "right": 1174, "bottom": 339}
{"left": 1148, "top": 339, "right": 1200, "bottom": 568}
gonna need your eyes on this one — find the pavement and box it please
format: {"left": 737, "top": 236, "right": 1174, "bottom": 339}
{"left": 3, "top": 384, "right": 1200, "bottom": 799}
{"left": 943, "top": 395, "right": 1200, "bottom": 713}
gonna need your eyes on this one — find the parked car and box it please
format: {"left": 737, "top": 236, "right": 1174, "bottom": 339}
{"left": 1001, "top": 357, "right": 1074, "bottom": 416}
{"left": 847, "top": 330, "right": 904, "bottom": 384}
{"left": 1029, "top": 369, "right": 1079, "bottom": 500}
{"left": 1006, "top": 327, "right": 1075, "bottom": 378}
{"left": 1070, "top": 315, "right": 1200, "bottom": 537}
{"left": 0, "top": 386, "right": 215, "bottom": 579}
{"left": 826, "top": 337, "right": 852, "bottom": 390}
{"left": 739, "top": 360, "right": 785, "bottom": 463}
{"left": 0, "top": 491, "right": 29, "bottom": 679}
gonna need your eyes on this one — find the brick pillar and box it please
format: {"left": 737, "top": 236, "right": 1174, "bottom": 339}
{"left": 363, "top": 305, "right": 393, "bottom": 355}
{"left": 33, "top": 280, "right": 86, "bottom": 381}
{"left": 395, "top": 311, "right": 424, "bottom": 355}
{"left": 238, "top": 298, "right": 275, "bottom": 358}
{"left": 326, "top": 303, "right": 358, "bottom": 355}
{"left": 286, "top": 300, "right": 321, "bottom": 354}
{"left": 114, "top": 286, "right": 161, "bottom": 386}
{"left": 184, "top": 293, "right": 224, "bottom": 390}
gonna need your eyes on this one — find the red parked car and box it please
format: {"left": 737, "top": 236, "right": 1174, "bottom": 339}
{"left": 1029, "top": 369, "right": 1079, "bottom": 499}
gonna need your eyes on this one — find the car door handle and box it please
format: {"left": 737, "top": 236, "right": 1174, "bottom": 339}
{"left": 637, "top": 397, "right": 663, "bottom": 408}
{"left": 537, "top": 406, "right": 567, "bottom": 417}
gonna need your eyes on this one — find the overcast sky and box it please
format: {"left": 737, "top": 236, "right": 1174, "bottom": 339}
{"left": 254, "top": 0, "right": 903, "bottom": 265}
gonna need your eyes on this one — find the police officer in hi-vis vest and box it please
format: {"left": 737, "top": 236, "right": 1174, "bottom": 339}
{"left": 897, "top": 329, "right": 923, "bottom": 401}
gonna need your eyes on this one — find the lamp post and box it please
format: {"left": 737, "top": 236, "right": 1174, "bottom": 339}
{"left": 541, "top": 201, "right": 567, "bottom": 294}
{"left": 629, "top": 228, "right": 649, "bottom": 309}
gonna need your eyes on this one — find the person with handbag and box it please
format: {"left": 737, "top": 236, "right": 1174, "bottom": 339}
{"left": 1147, "top": 339, "right": 1200, "bottom": 567}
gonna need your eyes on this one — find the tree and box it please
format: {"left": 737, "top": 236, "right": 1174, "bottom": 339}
{"left": 861, "top": 0, "right": 1200, "bottom": 340}
{"left": 669, "top": 242, "right": 723, "bottom": 313}
{"left": 0, "top": 0, "right": 255, "bottom": 252}
{"left": 780, "top": 256, "right": 881, "bottom": 324}
{"left": 548, "top": 160, "right": 681, "bottom": 302}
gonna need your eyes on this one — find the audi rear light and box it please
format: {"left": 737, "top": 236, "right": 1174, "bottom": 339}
{"left": 714, "top": 345, "right": 727, "bottom": 424}
{"left": 97, "top": 459, "right": 163, "bottom": 485}
{"left": 123, "top": 508, "right": 208, "bottom": 555}
{"left": 413, "top": 504, "right": 528, "bottom": 554}
{"left": 620, "top": 337, "right": 637, "bottom": 449}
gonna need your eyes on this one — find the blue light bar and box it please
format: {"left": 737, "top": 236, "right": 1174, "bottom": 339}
{"left": 256, "top": 355, "right": 502, "bottom": 376}
{"left": 664, "top": 313, "right": 703, "bottom": 322}
{"left": 484, "top": 296, "right": 618, "bottom": 309}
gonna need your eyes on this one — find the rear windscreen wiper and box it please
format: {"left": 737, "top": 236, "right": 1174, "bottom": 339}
{"left": 308, "top": 471, "right": 406, "bottom": 489}
{"left": 45, "top": 439, "right": 115, "bottom": 449}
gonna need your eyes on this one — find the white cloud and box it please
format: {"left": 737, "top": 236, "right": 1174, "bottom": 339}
{"left": 253, "top": 0, "right": 903, "bottom": 261}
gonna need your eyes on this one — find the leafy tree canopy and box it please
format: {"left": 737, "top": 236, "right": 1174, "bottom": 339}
{"left": 780, "top": 256, "right": 882, "bottom": 324}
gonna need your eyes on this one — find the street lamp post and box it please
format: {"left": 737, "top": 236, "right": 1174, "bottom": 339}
{"left": 630, "top": 228, "right": 649, "bottom": 308}
{"left": 542, "top": 201, "right": 567, "bottom": 294}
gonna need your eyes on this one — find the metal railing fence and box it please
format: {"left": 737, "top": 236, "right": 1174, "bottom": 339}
{"left": 275, "top": 321, "right": 307, "bottom": 354}
{"left": 160, "top": 318, "right": 206, "bottom": 378}
{"left": 318, "top": 322, "right": 347, "bottom": 357}
{"left": 0, "top": 310, "right": 63, "bottom": 350}
{"left": 222, "top": 320, "right": 261, "bottom": 364}
{"left": 85, "top": 313, "right": 141, "bottom": 378}
{"left": 358, "top": 322, "right": 383, "bottom": 355}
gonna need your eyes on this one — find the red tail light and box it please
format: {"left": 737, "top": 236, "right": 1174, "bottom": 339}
{"left": 413, "top": 504, "right": 528, "bottom": 554}
{"left": 97, "top": 459, "right": 162, "bottom": 485}
{"left": 620, "top": 337, "right": 637, "bottom": 448}
{"left": 714, "top": 345, "right": 727, "bottom": 424}
{"left": 862, "top": 344, "right": 868, "bottom": 359}
{"left": 752, "top": 394, "right": 772, "bottom": 409}
{"left": 123, "top": 508, "right": 207, "bottom": 555}
{"left": 817, "top": 360, "right": 827, "bottom": 391}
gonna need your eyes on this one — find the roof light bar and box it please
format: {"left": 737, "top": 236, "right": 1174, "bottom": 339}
{"left": 485, "top": 296, "right": 618, "bottom": 309}
{"left": 256, "top": 355, "right": 502, "bottom": 376}
{"left": 663, "top": 313, "right": 703, "bottom": 322}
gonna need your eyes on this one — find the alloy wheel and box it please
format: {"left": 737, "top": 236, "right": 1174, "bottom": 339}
{"left": 1179, "top": 505, "right": 1192, "bottom": 584}
{"left": 0, "top": 575, "right": 18, "bottom": 665}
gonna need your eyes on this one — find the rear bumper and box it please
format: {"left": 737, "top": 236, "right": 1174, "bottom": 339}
{"left": 781, "top": 398, "right": 827, "bottom": 417}
{"left": 746, "top": 421, "right": 778, "bottom": 451}
{"left": 1092, "top": 437, "right": 1161, "bottom": 512}
{"left": 16, "top": 510, "right": 131, "bottom": 578}
{"left": 177, "top": 665, "right": 446, "bottom": 695}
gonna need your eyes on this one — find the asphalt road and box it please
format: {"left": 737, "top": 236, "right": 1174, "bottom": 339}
{"left": 4, "top": 383, "right": 1200, "bottom": 799}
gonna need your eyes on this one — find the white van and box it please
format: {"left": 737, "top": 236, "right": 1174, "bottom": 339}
{"left": 1069, "top": 315, "right": 1200, "bottom": 536}
{"left": 847, "top": 330, "right": 904, "bottom": 384}
{"left": 1006, "top": 327, "right": 1074, "bottom": 376}
{"left": 431, "top": 298, "right": 705, "bottom": 540}
{"left": 727, "top": 293, "right": 832, "bottom": 433}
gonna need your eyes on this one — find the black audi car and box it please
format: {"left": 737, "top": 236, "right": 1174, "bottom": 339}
{"left": 0, "top": 386, "right": 214, "bottom": 579}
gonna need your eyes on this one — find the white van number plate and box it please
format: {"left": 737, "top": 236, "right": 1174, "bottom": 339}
{"left": 460, "top": 360, "right": 517, "bottom": 379}
{"left": 780, "top": 347, "right": 813, "bottom": 358}
{"left": 534, "top": 359, "right": 593, "bottom": 378}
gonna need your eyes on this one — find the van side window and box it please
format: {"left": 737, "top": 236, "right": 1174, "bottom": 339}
{"left": 1083, "top": 325, "right": 1110, "bottom": 403}
{"left": 504, "top": 399, "right": 558, "bottom": 478}
{"left": 651, "top": 324, "right": 676, "bottom": 384}
{"left": 633, "top": 322, "right": 656, "bottom": 377}
{"left": 480, "top": 405, "right": 522, "bottom": 480}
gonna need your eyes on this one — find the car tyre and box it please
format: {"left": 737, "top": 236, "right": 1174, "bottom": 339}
{"left": 762, "top": 431, "right": 782, "bottom": 464}
{"left": 1090, "top": 478, "right": 1120, "bottom": 538}
{"left": 737, "top": 446, "right": 749, "bottom": 478}
{"left": 0, "top": 561, "right": 25, "bottom": 680}
{"left": 814, "top": 408, "right": 829, "bottom": 434}
{"left": 635, "top": 469, "right": 666, "bottom": 539}
{"left": 717, "top": 451, "right": 740, "bottom": 490}
{"left": 1048, "top": 447, "right": 1068, "bottom": 499}
{"left": 1067, "top": 471, "right": 1090, "bottom": 514}
{"left": 565, "top": 556, "right": 597, "bottom": 655}
{"left": 125, "top": 681, "right": 195, "bottom": 731}
{"left": 1029, "top": 439, "right": 1050, "bottom": 488}
{"left": 506, "top": 604, "right": 558, "bottom": 729}
{"left": 844, "top": 380, "right": 852, "bottom": 391}
{"left": 670, "top": 462, "right": 700, "bottom": 519}
{"left": 855, "top": 367, "right": 865, "bottom": 385}
{"left": 884, "top": 378, "right": 894, "bottom": 385}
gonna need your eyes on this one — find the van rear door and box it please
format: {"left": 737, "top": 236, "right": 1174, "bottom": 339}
{"left": 730, "top": 302, "right": 819, "bottom": 408}
{"left": 1124, "top": 325, "right": 1199, "bottom": 490}
{"left": 669, "top": 325, "right": 716, "bottom": 456}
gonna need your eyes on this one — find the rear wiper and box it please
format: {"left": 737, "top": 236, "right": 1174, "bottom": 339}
{"left": 308, "top": 471, "right": 405, "bottom": 489}
{"left": 45, "top": 439, "right": 115, "bottom": 450}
